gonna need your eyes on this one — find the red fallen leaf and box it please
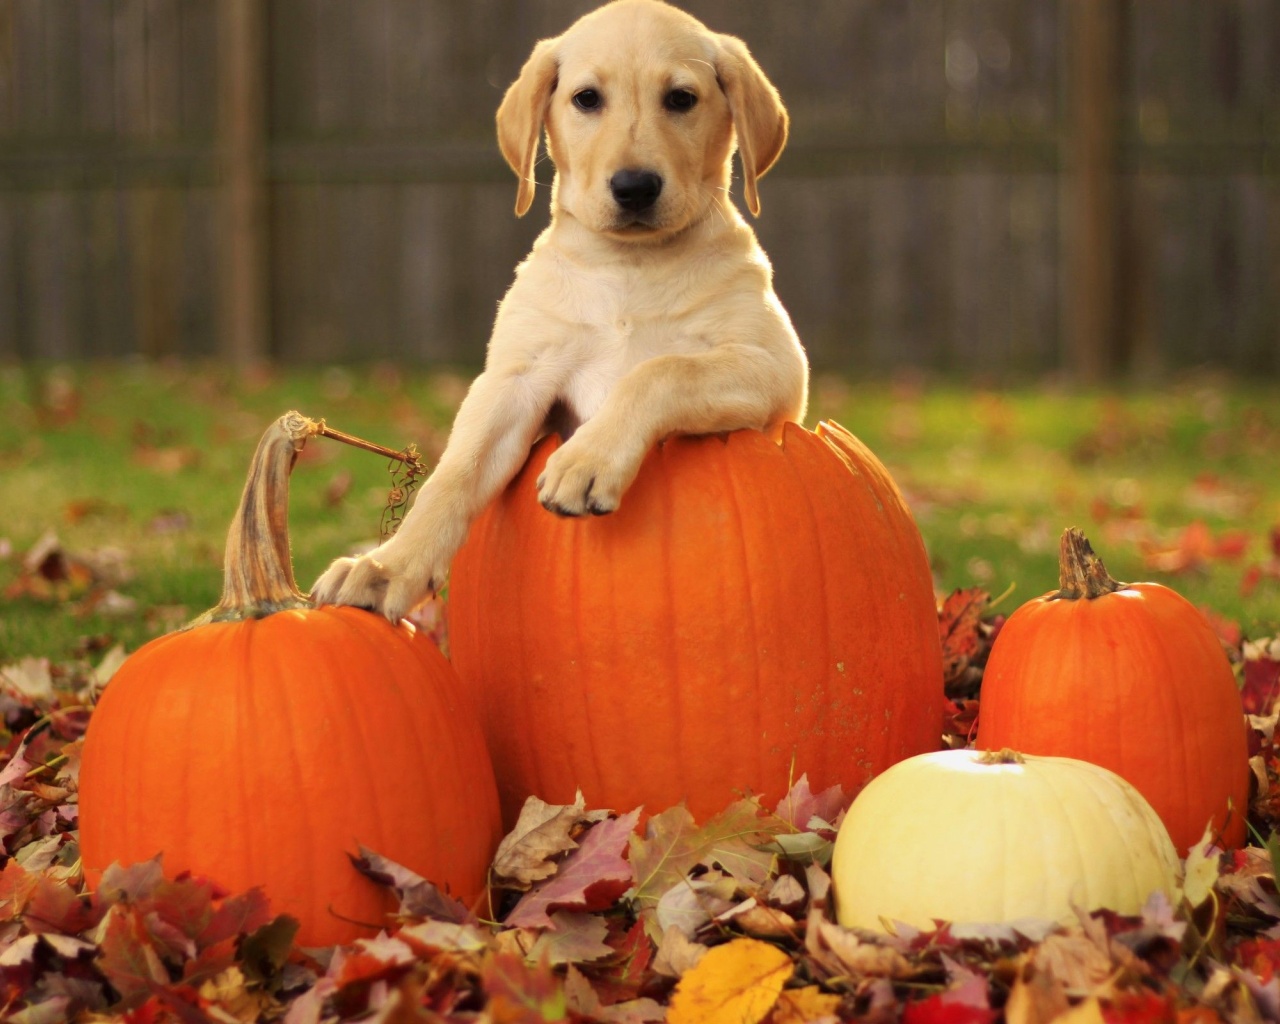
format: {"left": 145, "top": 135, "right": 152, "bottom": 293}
{"left": 351, "top": 844, "right": 472, "bottom": 924}
{"left": 1235, "top": 938, "right": 1280, "bottom": 983}
{"left": 96, "top": 856, "right": 167, "bottom": 905}
{"left": 97, "top": 905, "right": 170, "bottom": 1008}
{"left": 1242, "top": 564, "right": 1265, "bottom": 598}
{"left": 1101, "top": 991, "right": 1175, "bottom": 1024}
{"left": 773, "top": 774, "right": 846, "bottom": 832}
{"left": 146, "top": 877, "right": 216, "bottom": 944}
{"left": 196, "top": 885, "right": 272, "bottom": 949}
{"left": 1142, "top": 521, "right": 1250, "bottom": 574}
{"left": 903, "top": 992, "right": 997, "bottom": 1024}
{"left": 1242, "top": 642, "right": 1280, "bottom": 717}
{"left": 24, "top": 872, "right": 99, "bottom": 935}
{"left": 943, "top": 699, "right": 980, "bottom": 748}
{"left": 938, "top": 588, "right": 990, "bottom": 691}
{"left": 587, "top": 920, "right": 654, "bottom": 1005}
{"left": 0, "top": 858, "right": 38, "bottom": 921}
{"left": 507, "top": 809, "right": 641, "bottom": 929}
{"left": 482, "top": 951, "right": 566, "bottom": 1023}
{"left": 528, "top": 911, "right": 615, "bottom": 965}
{"left": 1199, "top": 607, "right": 1243, "bottom": 650}
{"left": 331, "top": 938, "right": 416, "bottom": 988}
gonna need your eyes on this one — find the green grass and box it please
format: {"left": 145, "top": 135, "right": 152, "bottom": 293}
{"left": 2, "top": 362, "right": 1278, "bottom": 662}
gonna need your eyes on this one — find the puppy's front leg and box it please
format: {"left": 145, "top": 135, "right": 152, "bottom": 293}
{"left": 312, "top": 362, "right": 562, "bottom": 621}
{"left": 538, "top": 343, "right": 805, "bottom": 517}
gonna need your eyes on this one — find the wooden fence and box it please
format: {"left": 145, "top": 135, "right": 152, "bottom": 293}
{"left": 0, "top": 0, "right": 1276, "bottom": 377}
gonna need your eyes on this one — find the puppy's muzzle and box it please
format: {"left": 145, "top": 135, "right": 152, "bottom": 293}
{"left": 610, "top": 169, "right": 663, "bottom": 213}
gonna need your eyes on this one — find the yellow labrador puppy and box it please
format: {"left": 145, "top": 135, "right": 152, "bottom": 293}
{"left": 313, "top": 0, "right": 808, "bottom": 621}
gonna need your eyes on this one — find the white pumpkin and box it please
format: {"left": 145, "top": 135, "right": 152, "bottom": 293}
{"left": 831, "top": 748, "right": 1180, "bottom": 932}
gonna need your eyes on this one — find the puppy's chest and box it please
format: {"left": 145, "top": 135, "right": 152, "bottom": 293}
{"left": 571, "top": 271, "right": 711, "bottom": 361}
{"left": 559, "top": 272, "right": 711, "bottom": 421}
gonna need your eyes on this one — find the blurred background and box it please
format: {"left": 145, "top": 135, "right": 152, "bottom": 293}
{"left": 0, "top": 0, "right": 1276, "bottom": 380}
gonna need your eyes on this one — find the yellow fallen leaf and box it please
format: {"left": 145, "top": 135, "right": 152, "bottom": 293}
{"left": 667, "top": 937, "right": 794, "bottom": 1024}
{"left": 769, "top": 984, "right": 842, "bottom": 1023}
{"left": 1055, "top": 997, "right": 1106, "bottom": 1024}
{"left": 1182, "top": 823, "right": 1222, "bottom": 907}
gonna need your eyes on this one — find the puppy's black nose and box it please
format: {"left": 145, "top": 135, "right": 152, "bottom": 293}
{"left": 610, "top": 169, "right": 663, "bottom": 213}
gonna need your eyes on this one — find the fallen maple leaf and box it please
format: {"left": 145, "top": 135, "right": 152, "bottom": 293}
{"left": 655, "top": 871, "right": 738, "bottom": 939}
{"left": 938, "top": 587, "right": 992, "bottom": 697}
{"left": 1141, "top": 521, "right": 1249, "bottom": 574}
{"left": 772, "top": 774, "right": 846, "bottom": 833}
{"left": 653, "top": 924, "right": 710, "bottom": 979}
{"left": 351, "top": 844, "right": 472, "bottom": 923}
{"left": 767, "top": 984, "right": 842, "bottom": 1023}
{"left": 482, "top": 951, "right": 567, "bottom": 1023}
{"left": 666, "top": 937, "right": 793, "bottom": 1024}
{"left": 564, "top": 964, "right": 665, "bottom": 1023}
{"left": 492, "top": 792, "right": 593, "bottom": 889}
{"left": 527, "top": 910, "right": 614, "bottom": 965}
{"left": 1243, "top": 639, "right": 1280, "bottom": 717}
{"left": 628, "top": 799, "right": 779, "bottom": 912}
{"left": 506, "top": 808, "right": 640, "bottom": 928}
{"left": 95, "top": 904, "right": 170, "bottom": 1009}
{"left": 1004, "top": 957, "right": 1069, "bottom": 1024}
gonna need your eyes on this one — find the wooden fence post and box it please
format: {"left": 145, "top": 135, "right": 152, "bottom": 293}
{"left": 218, "top": 0, "right": 270, "bottom": 366}
{"left": 1064, "top": 0, "right": 1122, "bottom": 381}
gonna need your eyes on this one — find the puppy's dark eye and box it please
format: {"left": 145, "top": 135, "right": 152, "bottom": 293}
{"left": 573, "top": 89, "right": 601, "bottom": 111}
{"left": 664, "top": 88, "right": 697, "bottom": 112}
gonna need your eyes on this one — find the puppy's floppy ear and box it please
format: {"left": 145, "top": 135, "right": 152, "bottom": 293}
{"left": 496, "top": 38, "right": 559, "bottom": 217}
{"left": 715, "top": 34, "right": 788, "bottom": 217}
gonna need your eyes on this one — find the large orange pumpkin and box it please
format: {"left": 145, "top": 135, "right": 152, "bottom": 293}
{"left": 79, "top": 412, "right": 503, "bottom": 946}
{"left": 976, "top": 527, "right": 1249, "bottom": 853}
{"left": 448, "top": 422, "right": 944, "bottom": 825}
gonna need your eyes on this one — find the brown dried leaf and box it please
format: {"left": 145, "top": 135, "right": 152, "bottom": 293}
{"left": 768, "top": 985, "right": 842, "bottom": 1024}
{"left": 1004, "top": 958, "right": 1069, "bottom": 1024}
{"left": 653, "top": 925, "right": 709, "bottom": 979}
{"left": 493, "top": 792, "right": 590, "bottom": 889}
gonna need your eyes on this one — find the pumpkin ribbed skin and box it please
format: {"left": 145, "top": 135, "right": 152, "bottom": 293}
{"left": 79, "top": 606, "right": 502, "bottom": 947}
{"left": 832, "top": 749, "right": 1180, "bottom": 931}
{"left": 976, "top": 530, "right": 1249, "bottom": 853}
{"left": 448, "top": 421, "right": 944, "bottom": 824}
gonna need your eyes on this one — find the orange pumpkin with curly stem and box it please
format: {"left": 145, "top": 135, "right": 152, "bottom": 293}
{"left": 449, "top": 422, "right": 945, "bottom": 825}
{"left": 976, "top": 527, "right": 1249, "bottom": 853}
{"left": 79, "top": 412, "right": 503, "bottom": 946}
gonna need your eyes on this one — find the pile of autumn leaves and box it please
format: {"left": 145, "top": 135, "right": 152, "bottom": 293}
{"left": 4, "top": 597, "right": 1280, "bottom": 1023}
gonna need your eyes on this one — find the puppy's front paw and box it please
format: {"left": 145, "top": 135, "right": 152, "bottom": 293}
{"left": 536, "top": 439, "right": 637, "bottom": 517}
{"left": 311, "top": 548, "right": 439, "bottom": 624}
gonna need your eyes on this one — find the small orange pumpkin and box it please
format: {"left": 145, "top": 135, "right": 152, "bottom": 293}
{"left": 976, "top": 527, "right": 1249, "bottom": 853}
{"left": 449, "top": 422, "right": 945, "bottom": 825}
{"left": 79, "top": 412, "right": 503, "bottom": 946}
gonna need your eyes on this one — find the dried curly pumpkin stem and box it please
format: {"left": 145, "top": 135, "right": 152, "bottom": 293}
{"left": 1052, "top": 527, "right": 1126, "bottom": 601}
{"left": 192, "top": 410, "right": 321, "bottom": 626}
{"left": 187, "top": 411, "right": 427, "bottom": 628}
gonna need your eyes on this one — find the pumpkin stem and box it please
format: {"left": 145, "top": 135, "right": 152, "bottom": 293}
{"left": 978, "top": 748, "right": 1026, "bottom": 766}
{"left": 1053, "top": 527, "right": 1126, "bottom": 601}
{"left": 190, "top": 411, "right": 322, "bottom": 627}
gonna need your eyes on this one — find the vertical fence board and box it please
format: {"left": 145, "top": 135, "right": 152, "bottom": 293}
{"left": 77, "top": 0, "right": 117, "bottom": 136}
{"left": 0, "top": 197, "right": 16, "bottom": 359}
{"left": 27, "top": 192, "right": 81, "bottom": 360}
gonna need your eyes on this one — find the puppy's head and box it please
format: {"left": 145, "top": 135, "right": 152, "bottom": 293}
{"left": 496, "top": 0, "right": 787, "bottom": 239}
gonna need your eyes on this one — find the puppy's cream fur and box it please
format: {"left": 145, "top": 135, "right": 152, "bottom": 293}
{"left": 313, "top": 0, "right": 808, "bottom": 620}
